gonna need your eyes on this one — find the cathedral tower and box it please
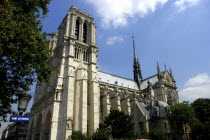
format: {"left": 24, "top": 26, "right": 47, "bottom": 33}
{"left": 28, "top": 5, "right": 100, "bottom": 140}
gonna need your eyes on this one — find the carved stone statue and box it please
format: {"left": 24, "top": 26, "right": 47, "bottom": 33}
{"left": 66, "top": 117, "right": 73, "bottom": 130}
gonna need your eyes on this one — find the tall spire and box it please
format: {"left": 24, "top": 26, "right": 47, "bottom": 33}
{"left": 157, "top": 62, "right": 161, "bottom": 76}
{"left": 132, "top": 34, "right": 142, "bottom": 88}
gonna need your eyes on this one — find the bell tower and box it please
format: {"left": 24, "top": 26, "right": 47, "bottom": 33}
{"left": 50, "top": 5, "right": 99, "bottom": 139}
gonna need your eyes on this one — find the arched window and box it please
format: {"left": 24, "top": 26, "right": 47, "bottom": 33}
{"left": 74, "top": 48, "right": 79, "bottom": 59}
{"left": 83, "top": 23, "right": 87, "bottom": 43}
{"left": 83, "top": 50, "right": 88, "bottom": 62}
{"left": 75, "top": 19, "right": 80, "bottom": 40}
{"left": 44, "top": 111, "right": 51, "bottom": 140}
{"left": 35, "top": 113, "right": 42, "bottom": 140}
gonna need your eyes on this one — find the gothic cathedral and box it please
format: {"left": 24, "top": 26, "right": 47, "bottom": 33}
{"left": 27, "top": 5, "right": 179, "bottom": 140}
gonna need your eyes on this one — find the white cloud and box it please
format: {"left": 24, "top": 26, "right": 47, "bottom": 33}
{"left": 85, "top": 0, "right": 168, "bottom": 28}
{"left": 174, "top": 0, "right": 200, "bottom": 11}
{"left": 179, "top": 73, "right": 210, "bottom": 102}
{"left": 185, "top": 73, "right": 210, "bottom": 86}
{"left": 106, "top": 35, "right": 124, "bottom": 45}
{"left": 179, "top": 84, "right": 210, "bottom": 102}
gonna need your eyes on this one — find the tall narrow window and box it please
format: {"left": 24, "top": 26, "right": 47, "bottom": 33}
{"left": 74, "top": 48, "right": 79, "bottom": 59}
{"left": 139, "top": 122, "right": 144, "bottom": 131}
{"left": 83, "top": 50, "right": 88, "bottom": 62}
{"left": 83, "top": 51, "right": 86, "bottom": 61}
{"left": 86, "top": 51, "right": 88, "bottom": 62}
{"left": 75, "top": 19, "right": 80, "bottom": 40}
{"left": 83, "top": 23, "right": 87, "bottom": 43}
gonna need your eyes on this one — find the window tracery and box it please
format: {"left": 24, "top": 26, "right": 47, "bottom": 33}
{"left": 83, "top": 22, "right": 87, "bottom": 43}
{"left": 74, "top": 48, "right": 79, "bottom": 59}
{"left": 75, "top": 19, "right": 80, "bottom": 40}
{"left": 83, "top": 50, "right": 88, "bottom": 62}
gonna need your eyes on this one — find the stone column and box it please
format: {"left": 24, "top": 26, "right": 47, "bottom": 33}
{"left": 65, "top": 12, "right": 70, "bottom": 37}
{"left": 106, "top": 92, "right": 111, "bottom": 115}
{"left": 79, "top": 19, "right": 84, "bottom": 42}
{"left": 50, "top": 120, "right": 59, "bottom": 140}
{"left": 120, "top": 92, "right": 130, "bottom": 115}
{"left": 74, "top": 63, "right": 88, "bottom": 133}
{"left": 127, "top": 97, "right": 131, "bottom": 115}
{"left": 130, "top": 92, "right": 137, "bottom": 111}
{"left": 69, "top": 40, "right": 75, "bottom": 57}
{"left": 70, "top": 13, "right": 76, "bottom": 37}
{"left": 64, "top": 64, "right": 76, "bottom": 139}
{"left": 100, "top": 87, "right": 111, "bottom": 121}
{"left": 117, "top": 93, "right": 121, "bottom": 111}
{"left": 90, "top": 23, "right": 96, "bottom": 44}
{"left": 87, "top": 53, "right": 100, "bottom": 135}
{"left": 110, "top": 89, "right": 121, "bottom": 111}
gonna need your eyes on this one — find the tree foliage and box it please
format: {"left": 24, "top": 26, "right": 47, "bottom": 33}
{"left": 191, "top": 98, "right": 210, "bottom": 140}
{"left": 98, "top": 109, "right": 135, "bottom": 139}
{"left": 169, "top": 101, "right": 196, "bottom": 128}
{"left": 0, "top": 0, "right": 52, "bottom": 120}
{"left": 135, "top": 129, "right": 168, "bottom": 140}
{"left": 91, "top": 127, "right": 111, "bottom": 140}
{"left": 191, "top": 98, "right": 210, "bottom": 123}
{"left": 168, "top": 101, "right": 197, "bottom": 140}
{"left": 69, "top": 131, "right": 89, "bottom": 140}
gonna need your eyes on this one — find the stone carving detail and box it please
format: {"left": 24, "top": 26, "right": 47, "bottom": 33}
{"left": 69, "top": 70, "right": 75, "bottom": 77}
{"left": 66, "top": 117, "right": 73, "bottom": 130}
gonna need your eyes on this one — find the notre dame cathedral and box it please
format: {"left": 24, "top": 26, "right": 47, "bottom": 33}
{"left": 27, "top": 5, "right": 179, "bottom": 140}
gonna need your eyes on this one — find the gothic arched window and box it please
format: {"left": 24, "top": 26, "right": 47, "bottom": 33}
{"left": 83, "top": 23, "right": 87, "bottom": 43}
{"left": 74, "top": 48, "right": 79, "bottom": 59}
{"left": 75, "top": 19, "right": 80, "bottom": 40}
{"left": 83, "top": 50, "right": 88, "bottom": 62}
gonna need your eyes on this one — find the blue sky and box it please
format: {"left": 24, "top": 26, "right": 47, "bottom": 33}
{"left": 1, "top": 0, "right": 210, "bottom": 136}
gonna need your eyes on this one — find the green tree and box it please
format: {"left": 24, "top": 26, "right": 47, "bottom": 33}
{"left": 91, "top": 127, "right": 112, "bottom": 140}
{"left": 135, "top": 129, "right": 168, "bottom": 140}
{"left": 191, "top": 98, "right": 210, "bottom": 123}
{"left": 0, "top": 0, "right": 52, "bottom": 120}
{"left": 168, "top": 101, "right": 197, "bottom": 140}
{"left": 68, "top": 131, "right": 89, "bottom": 140}
{"left": 148, "top": 128, "right": 168, "bottom": 140}
{"left": 99, "top": 109, "right": 135, "bottom": 139}
{"left": 191, "top": 98, "right": 210, "bottom": 140}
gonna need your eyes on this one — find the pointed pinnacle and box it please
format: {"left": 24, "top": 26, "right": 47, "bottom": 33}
{"left": 169, "top": 67, "right": 174, "bottom": 78}
{"left": 157, "top": 62, "right": 160, "bottom": 75}
{"left": 164, "top": 64, "right": 167, "bottom": 71}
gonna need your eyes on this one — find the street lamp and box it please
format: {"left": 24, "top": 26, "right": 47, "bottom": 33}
{"left": 17, "top": 93, "right": 32, "bottom": 115}
{"left": 16, "top": 92, "right": 31, "bottom": 140}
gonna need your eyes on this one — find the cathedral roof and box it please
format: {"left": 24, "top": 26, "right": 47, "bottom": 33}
{"left": 98, "top": 71, "right": 139, "bottom": 90}
{"left": 98, "top": 71, "right": 159, "bottom": 90}
{"left": 136, "top": 102, "right": 150, "bottom": 120}
{"left": 140, "top": 75, "right": 158, "bottom": 90}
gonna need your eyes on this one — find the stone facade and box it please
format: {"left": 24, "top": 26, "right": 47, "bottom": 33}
{"left": 27, "top": 5, "right": 179, "bottom": 140}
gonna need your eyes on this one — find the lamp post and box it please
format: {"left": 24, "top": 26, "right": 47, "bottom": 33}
{"left": 17, "top": 93, "right": 32, "bottom": 115}
{"left": 16, "top": 92, "right": 32, "bottom": 140}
